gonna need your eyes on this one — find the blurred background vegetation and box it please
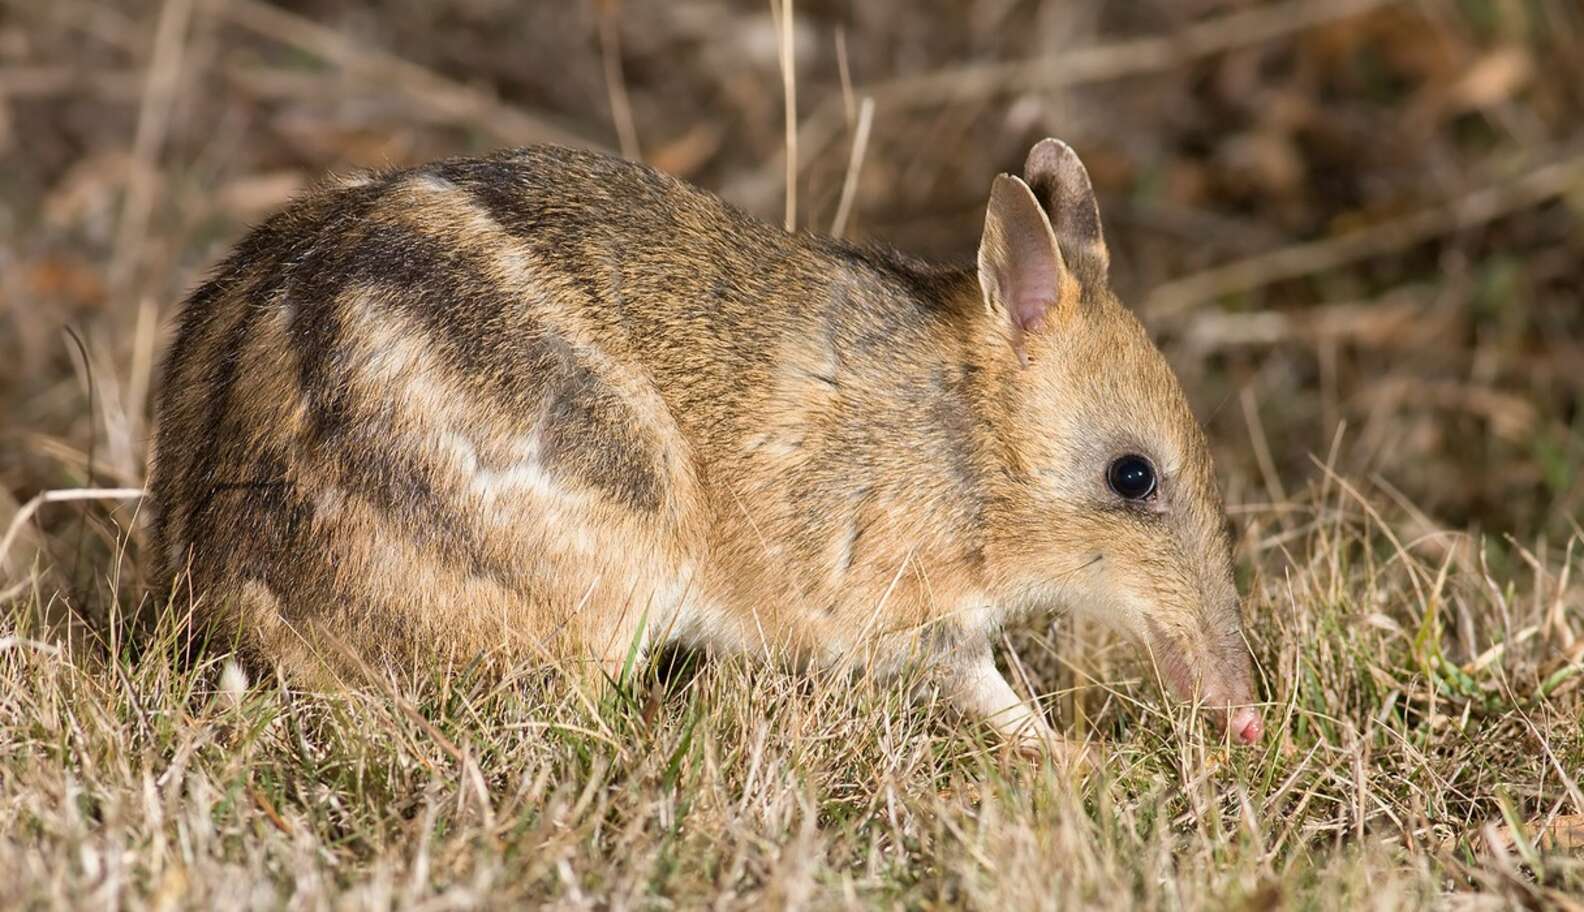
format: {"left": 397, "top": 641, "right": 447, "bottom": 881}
{"left": 2, "top": 6, "right": 1582, "bottom": 906}
{"left": 2, "top": 0, "right": 1581, "bottom": 579}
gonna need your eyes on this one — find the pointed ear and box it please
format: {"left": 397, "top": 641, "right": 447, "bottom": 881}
{"left": 978, "top": 174, "right": 1067, "bottom": 348}
{"left": 1023, "top": 138, "right": 1109, "bottom": 278}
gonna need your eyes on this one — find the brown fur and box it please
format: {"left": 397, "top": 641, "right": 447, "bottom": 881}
{"left": 148, "top": 140, "right": 1260, "bottom": 750}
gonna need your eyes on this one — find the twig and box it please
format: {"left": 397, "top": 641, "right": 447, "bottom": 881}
{"left": 61, "top": 327, "right": 98, "bottom": 594}
{"left": 0, "top": 488, "right": 145, "bottom": 577}
{"left": 0, "top": 66, "right": 143, "bottom": 100}
{"left": 249, "top": 786, "right": 292, "bottom": 835}
{"left": 1240, "top": 386, "right": 1289, "bottom": 518}
{"left": 109, "top": 0, "right": 193, "bottom": 296}
{"left": 774, "top": 0, "right": 798, "bottom": 231}
{"left": 126, "top": 296, "right": 160, "bottom": 479}
{"left": 834, "top": 27, "right": 854, "bottom": 125}
{"left": 0, "top": 636, "right": 64, "bottom": 656}
{"left": 1147, "top": 149, "right": 1584, "bottom": 316}
{"left": 830, "top": 97, "right": 874, "bottom": 239}
{"left": 596, "top": 0, "right": 641, "bottom": 160}
{"left": 217, "top": 0, "right": 603, "bottom": 152}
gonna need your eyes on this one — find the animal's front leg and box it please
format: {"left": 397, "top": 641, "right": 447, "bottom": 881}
{"left": 946, "top": 647, "right": 1048, "bottom": 743}
{"left": 945, "top": 647, "right": 1088, "bottom": 765}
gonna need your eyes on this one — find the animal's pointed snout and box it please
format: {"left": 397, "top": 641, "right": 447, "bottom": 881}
{"left": 1227, "top": 705, "right": 1263, "bottom": 744}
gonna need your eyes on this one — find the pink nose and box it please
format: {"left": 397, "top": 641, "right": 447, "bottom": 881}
{"left": 1228, "top": 706, "right": 1263, "bottom": 744}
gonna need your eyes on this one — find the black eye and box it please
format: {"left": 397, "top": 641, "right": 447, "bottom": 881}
{"left": 1107, "top": 454, "right": 1157, "bottom": 501}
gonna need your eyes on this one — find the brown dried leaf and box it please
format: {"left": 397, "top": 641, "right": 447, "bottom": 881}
{"left": 26, "top": 255, "right": 106, "bottom": 313}
{"left": 1445, "top": 47, "right": 1533, "bottom": 113}
{"left": 1477, "top": 814, "right": 1584, "bottom": 855}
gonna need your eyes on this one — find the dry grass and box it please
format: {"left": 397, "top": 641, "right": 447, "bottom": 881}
{"left": 3, "top": 0, "right": 1583, "bottom": 908}
{"left": 2, "top": 481, "right": 1581, "bottom": 908}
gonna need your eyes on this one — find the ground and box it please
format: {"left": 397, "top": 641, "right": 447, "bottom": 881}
{"left": 2, "top": 0, "right": 1582, "bottom": 908}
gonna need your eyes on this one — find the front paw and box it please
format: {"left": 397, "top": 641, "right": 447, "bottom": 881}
{"left": 1000, "top": 727, "right": 1100, "bottom": 772}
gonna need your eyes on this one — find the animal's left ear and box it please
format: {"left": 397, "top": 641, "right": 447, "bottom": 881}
{"left": 977, "top": 173, "right": 1067, "bottom": 352}
{"left": 1023, "top": 138, "right": 1109, "bottom": 281}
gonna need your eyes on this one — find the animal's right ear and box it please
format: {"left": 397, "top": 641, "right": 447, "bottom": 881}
{"left": 977, "top": 173, "right": 1069, "bottom": 363}
{"left": 1023, "top": 138, "right": 1109, "bottom": 279}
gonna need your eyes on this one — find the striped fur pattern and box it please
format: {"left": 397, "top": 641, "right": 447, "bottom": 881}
{"left": 148, "top": 140, "right": 1260, "bottom": 751}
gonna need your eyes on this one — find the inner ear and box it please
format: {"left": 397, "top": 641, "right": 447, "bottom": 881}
{"left": 977, "top": 174, "right": 1067, "bottom": 341}
{"left": 1023, "top": 138, "right": 1109, "bottom": 276}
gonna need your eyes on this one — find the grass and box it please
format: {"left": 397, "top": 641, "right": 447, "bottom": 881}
{"left": 4, "top": 0, "right": 1584, "bottom": 907}
{"left": 2, "top": 475, "right": 1580, "bottom": 909}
